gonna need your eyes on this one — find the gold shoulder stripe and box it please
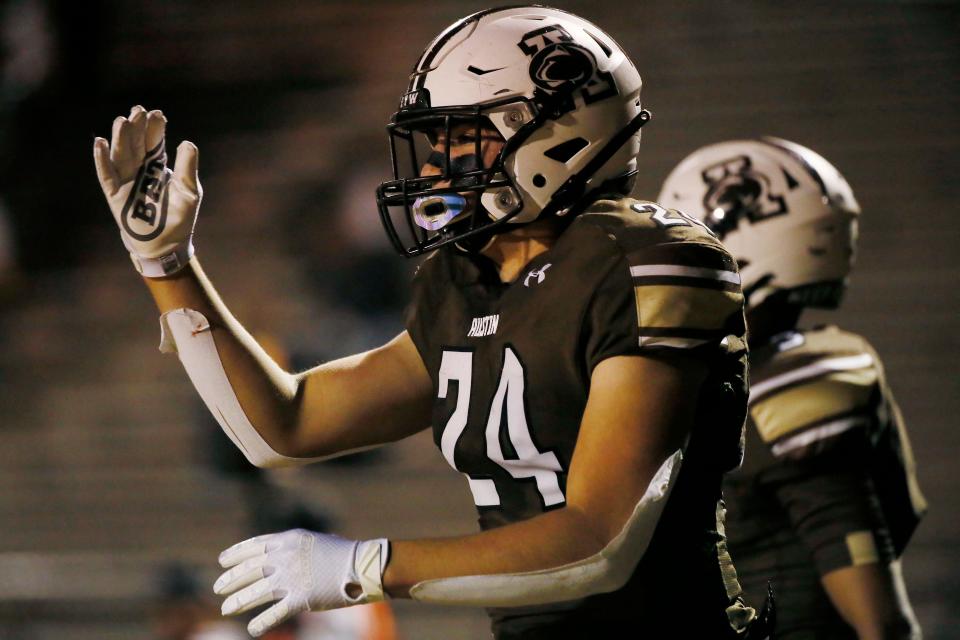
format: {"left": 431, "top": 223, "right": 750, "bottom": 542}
{"left": 751, "top": 375, "right": 876, "bottom": 443}
{"left": 634, "top": 285, "right": 742, "bottom": 332}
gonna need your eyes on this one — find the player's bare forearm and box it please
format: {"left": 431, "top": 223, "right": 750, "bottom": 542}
{"left": 144, "top": 256, "right": 228, "bottom": 315}
{"left": 144, "top": 260, "right": 433, "bottom": 459}
{"left": 384, "top": 504, "right": 607, "bottom": 597}
{"left": 821, "top": 562, "right": 921, "bottom": 640}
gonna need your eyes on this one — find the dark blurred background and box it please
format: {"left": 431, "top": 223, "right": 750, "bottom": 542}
{"left": 0, "top": 1, "right": 956, "bottom": 638}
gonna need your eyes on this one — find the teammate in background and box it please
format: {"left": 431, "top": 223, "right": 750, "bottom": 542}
{"left": 93, "top": 7, "right": 769, "bottom": 638}
{"left": 659, "top": 138, "right": 927, "bottom": 639}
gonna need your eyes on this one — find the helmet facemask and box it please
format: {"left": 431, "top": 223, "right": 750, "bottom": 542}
{"left": 376, "top": 101, "right": 531, "bottom": 257}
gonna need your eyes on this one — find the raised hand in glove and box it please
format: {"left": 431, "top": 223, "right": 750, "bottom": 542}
{"left": 214, "top": 529, "right": 390, "bottom": 637}
{"left": 93, "top": 105, "right": 201, "bottom": 277}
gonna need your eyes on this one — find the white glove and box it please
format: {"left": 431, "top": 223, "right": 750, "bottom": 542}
{"left": 93, "top": 105, "right": 201, "bottom": 277}
{"left": 214, "top": 529, "right": 390, "bottom": 637}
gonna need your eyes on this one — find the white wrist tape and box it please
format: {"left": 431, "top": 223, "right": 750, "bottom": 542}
{"left": 409, "top": 448, "right": 683, "bottom": 607}
{"left": 129, "top": 240, "right": 195, "bottom": 278}
{"left": 355, "top": 538, "right": 391, "bottom": 603}
{"left": 159, "top": 308, "right": 306, "bottom": 468}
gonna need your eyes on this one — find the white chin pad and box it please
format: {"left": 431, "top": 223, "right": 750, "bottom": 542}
{"left": 409, "top": 449, "right": 684, "bottom": 607}
{"left": 158, "top": 309, "right": 304, "bottom": 468}
{"left": 413, "top": 194, "right": 466, "bottom": 230}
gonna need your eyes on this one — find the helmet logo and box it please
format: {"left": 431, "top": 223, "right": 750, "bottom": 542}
{"left": 518, "top": 25, "right": 617, "bottom": 113}
{"left": 701, "top": 155, "right": 787, "bottom": 237}
{"left": 530, "top": 43, "right": 595, "bottom": 92}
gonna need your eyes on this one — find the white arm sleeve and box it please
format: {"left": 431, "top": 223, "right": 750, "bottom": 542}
{"left": 409, "top": 448, "right": 684, "bottom": 607}
{"left": 158, "top": 308, "right": 316, "bottom": 469}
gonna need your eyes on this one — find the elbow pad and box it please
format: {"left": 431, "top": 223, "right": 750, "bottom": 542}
{"left": 159, "top": 308, "right": 309, "bottom": 468}
{"left": 409, "top": 448, "right": 683, "bottom": 607}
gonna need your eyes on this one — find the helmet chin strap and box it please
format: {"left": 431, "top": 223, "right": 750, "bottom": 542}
{"left": 453, "top": 230, "right": 496, "bottom": 255}
{"left": 449, "top": 200, "right": 499, "bottom": 254}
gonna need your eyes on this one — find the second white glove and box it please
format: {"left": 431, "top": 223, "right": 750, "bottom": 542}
{"left": 214, "top": 529, "right": 389, "bottom": 637}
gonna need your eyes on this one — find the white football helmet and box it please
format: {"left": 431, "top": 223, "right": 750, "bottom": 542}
{"left": 658, "top": 138, "right": 861, "bottom": 309}
{"left": 376, "top": 6, "right": 648, "bottom": 256}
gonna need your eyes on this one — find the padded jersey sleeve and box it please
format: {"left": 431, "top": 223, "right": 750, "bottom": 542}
{"left": 583, "top": 238, "right": 746, "bottom": 374}
{"left": 762, "top": 444, "right": 897, "bottom": 575}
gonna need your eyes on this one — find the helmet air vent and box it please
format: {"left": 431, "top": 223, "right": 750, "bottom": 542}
{"left": 544, "top": 137, "right": 589, "bottom": 163}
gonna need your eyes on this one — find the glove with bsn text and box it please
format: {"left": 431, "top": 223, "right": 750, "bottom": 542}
{"left": 214, "top": 529, "right": 390, "bottom": 637}
{"left": 93, "top": 105, "right": 201, "bottom": 277}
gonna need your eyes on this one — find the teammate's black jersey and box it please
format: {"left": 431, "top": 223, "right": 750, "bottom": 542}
{"left": 405, "top": 198, "right": 753, "bottom": 638}
{"left": 724, "top": 327, "right": 927, "bottom": 639}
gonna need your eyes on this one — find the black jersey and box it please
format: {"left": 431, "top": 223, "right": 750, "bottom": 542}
{"left": 405, "top": 198, "right": 754, "bottom": 638}
{"left": 724, "top": 327, "right": 927, "bottom": 639}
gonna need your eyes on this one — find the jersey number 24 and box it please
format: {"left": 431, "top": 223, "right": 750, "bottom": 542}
{"left": 438, "top": 348, "right": 565, "bottom": 509}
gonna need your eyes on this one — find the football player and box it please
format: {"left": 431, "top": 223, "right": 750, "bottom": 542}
{"left": 659, "top": 138, "right": 927, "bottom": 639}
{"left": 93, "top": 7, "right": 768, "bottom": 639}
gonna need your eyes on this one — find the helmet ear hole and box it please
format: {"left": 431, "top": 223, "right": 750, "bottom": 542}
{"left": 532, "top": 174, "right": 546, "bottom": 188}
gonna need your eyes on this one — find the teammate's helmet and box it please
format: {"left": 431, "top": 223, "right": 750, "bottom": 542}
{"left": 658, "top": 138, "right": 861, "bottom": 309}
{"left": 376, "top": 6, "right": 649, "bottom": 256}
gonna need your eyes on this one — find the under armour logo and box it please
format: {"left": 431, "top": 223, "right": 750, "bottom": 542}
{"left": 524, "top": 263, "right": 552, "bottom": 287}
